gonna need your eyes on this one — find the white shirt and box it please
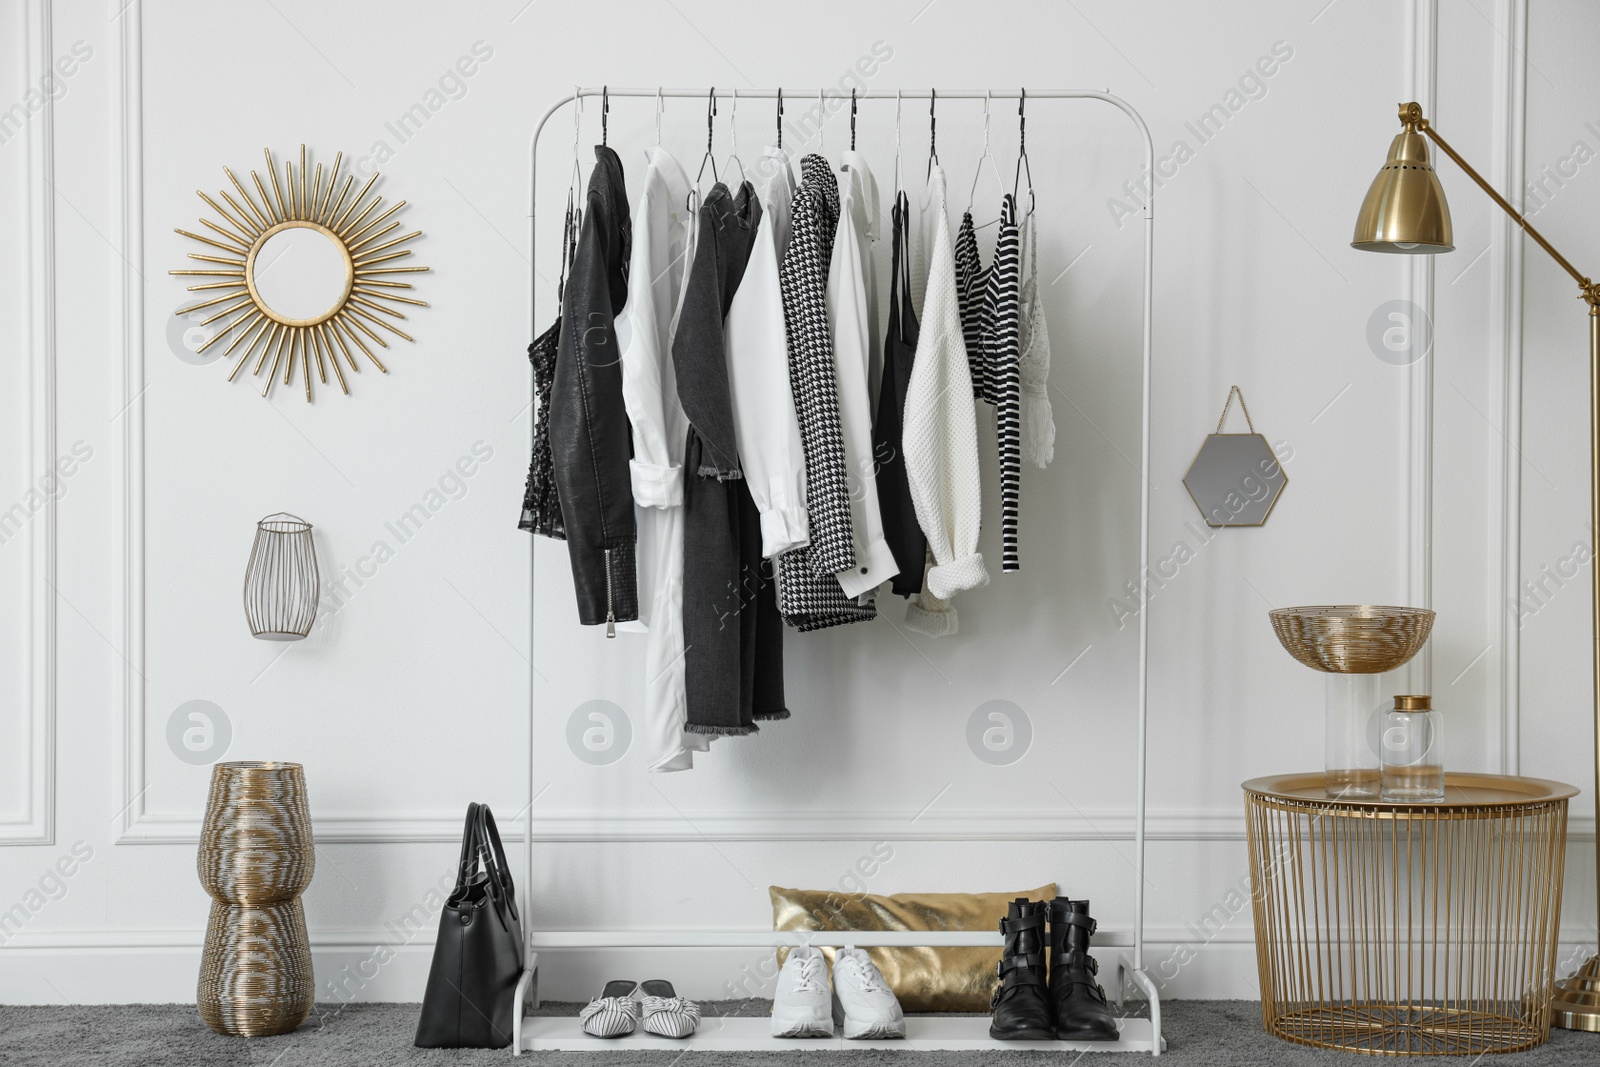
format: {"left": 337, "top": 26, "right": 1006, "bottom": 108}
{"left": 725, "top": 147, "right": 809, "bottom": 559}
{"left": 613, "top": 146, "right": 706, "bottom": 772}
{"left": 828, "top": 153, "right": 900, "bottom": 600}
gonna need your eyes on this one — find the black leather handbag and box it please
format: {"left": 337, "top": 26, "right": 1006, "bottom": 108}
{"left": 414, "top": 803, "right": 524, "bottom": 1048}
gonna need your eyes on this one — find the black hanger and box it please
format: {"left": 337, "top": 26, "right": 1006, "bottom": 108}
{"left": 601, "top": 85, "right": 609, "bottom": 146}
{"left": 776, "top": 88, "right": 783, "bottom": 150}
{"left": 691, "top": 88, "right": 719, "bottom": 211}
{"left": 1013, "top": 88, "right": 1035, "bottom": 216}
{"left": 850, "top": 88, "right": 858, "bottom": 151}
{"left": 926, "top": 89, "right": 939, "bottom": 177}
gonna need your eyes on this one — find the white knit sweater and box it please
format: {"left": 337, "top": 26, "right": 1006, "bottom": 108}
{"left": 902, "top": 167, "right": 989, "bottom": 612}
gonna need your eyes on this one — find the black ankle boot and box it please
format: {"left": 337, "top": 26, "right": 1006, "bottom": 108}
{"left": 989, "top": 898, "right": 1054, "bottom": 1040}
{"left": 1048, "top": 898, "right": 1118, "bottom": 1041}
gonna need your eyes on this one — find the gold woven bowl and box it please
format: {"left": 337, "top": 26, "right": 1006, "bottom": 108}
{"left": 1269, "top": 605, "right": 1435, "bottom": 674}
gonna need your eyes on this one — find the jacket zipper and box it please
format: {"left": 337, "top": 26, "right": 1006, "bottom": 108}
{"left": 603, "top": 548, "right": 616, "bottom": 638}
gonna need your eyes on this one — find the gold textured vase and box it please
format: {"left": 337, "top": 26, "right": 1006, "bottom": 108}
{"left": 197, "top": 761, "right": 315, "bottom": 1036}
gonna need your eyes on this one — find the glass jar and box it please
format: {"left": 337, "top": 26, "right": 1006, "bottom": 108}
{"left": 1325, "top": 673, "right": 1381, "bottom": 800}
{"left": 1380, "top": 694, "right": 1444, "bottom": 801}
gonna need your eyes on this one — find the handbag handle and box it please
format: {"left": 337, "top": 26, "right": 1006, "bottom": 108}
{"left": 475, "top": 804, "right": 519, "bottom": 921}
{"left": 454, "top": 802, "right": 482, "bottom": 891}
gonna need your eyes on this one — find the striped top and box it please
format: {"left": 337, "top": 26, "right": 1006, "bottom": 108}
{"left": 953, "top": 212, "right": 990, "bottom": 401}
{"left": 978, "top": 195, "right": 1022, "bottom": 571}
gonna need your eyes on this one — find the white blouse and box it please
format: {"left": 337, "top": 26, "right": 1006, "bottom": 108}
{"left": 725, "top": 147, "right": 809, "bottom": 559}
{"left": 829, "top": 152, "right": 899, "bottom": 600}
{"left": 613, "top": 146, "right": 707, "bottom": 772}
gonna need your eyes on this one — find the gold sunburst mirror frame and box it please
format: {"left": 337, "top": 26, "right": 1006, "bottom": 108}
{"left": 170, "top": 146, "right": 428, "bottom": 401}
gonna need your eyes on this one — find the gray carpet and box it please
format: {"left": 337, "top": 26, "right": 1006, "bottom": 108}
{"left": 0, "top": 1000, "right": 1594, "bottom": 1065}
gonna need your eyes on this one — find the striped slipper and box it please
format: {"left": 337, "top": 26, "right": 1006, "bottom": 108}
{"left": 579, "top": 980, "right": 641, "bottom": 1038}
{"left": 639, "top": 979, "right": 701, "bottom": 1038}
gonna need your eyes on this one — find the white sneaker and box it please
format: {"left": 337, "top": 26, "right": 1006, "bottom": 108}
{"left": 770, "top": 945, "right": 834, "bottom": 1037}
{"left": 831, "top": 947, "right": 907, "bottom": 1039}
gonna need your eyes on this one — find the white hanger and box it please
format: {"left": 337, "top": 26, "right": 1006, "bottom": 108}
{"left": 893, "top": 89, "right": 904, "bottom": 194}
{"left": 566, "top": 85, "right": 584, "bottom": 201}
{"left": 967, "top": 90, "right": 1006, "bottom": 229}
{"left": 723, "top": 87, "right": 747, "bottom": 186}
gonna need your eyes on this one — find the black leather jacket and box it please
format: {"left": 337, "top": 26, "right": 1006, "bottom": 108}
{"left": 549, "top": 146, "right": 638, "bottom": 629}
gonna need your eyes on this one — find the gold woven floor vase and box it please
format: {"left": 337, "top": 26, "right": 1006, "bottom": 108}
{"left": 197, "top": 761, "right": 315, "bottom": 1036}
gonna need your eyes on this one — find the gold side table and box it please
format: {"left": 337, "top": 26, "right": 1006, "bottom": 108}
{"left": 1243, "top": 772, "right": 1577, "bottom": 1055}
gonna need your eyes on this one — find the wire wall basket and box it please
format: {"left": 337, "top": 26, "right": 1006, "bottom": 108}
{"left": 243, "top": 513, "right": 320, "bottom": 640}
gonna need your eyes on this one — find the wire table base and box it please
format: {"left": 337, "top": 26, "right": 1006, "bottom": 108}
{"left": 1243, "top": 772, "right": 1576, "bottom": 1056}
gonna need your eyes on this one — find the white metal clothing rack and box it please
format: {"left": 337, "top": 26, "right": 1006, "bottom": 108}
{"left": 515, "top": 86, "right": 1160, "bottom": 1055}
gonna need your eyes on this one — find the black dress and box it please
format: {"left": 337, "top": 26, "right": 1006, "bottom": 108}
{"left": 674, "top": 182, "right": 787, "bottom": 735}
{"left": 874, "top": 191, "right": 927, "bottom": 597}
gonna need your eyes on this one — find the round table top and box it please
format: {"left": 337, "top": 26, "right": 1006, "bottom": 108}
{"left": 1242, "top": 771, "right": 1578, "bottom": 809}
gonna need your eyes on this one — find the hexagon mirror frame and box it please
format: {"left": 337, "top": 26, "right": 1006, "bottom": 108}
{"left": 1183, "top": 388, "right": 1288, "bottom": 527}
{"left": 170, "top": 146, "right": 428, "bottom": 402}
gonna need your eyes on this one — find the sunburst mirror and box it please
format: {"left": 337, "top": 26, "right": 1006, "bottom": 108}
{"left": 170, "top": 146, "right": 428, "bottom": 402}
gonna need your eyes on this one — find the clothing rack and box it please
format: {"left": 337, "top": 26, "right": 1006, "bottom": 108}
{"left": 515, "top": 86, "right": 1161, "bottom": 1055}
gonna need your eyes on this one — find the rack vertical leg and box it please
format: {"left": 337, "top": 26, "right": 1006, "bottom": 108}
{"left": 511, "top": 955, "right": 539, "bottom": 1056}
{"left": 1116, "top": 957, "right": 1164, "bottom": 1057}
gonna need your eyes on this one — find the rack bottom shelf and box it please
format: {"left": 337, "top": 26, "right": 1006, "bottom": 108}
{"left": 519, "top": 1015, "right": 1165, "bottom": 1052}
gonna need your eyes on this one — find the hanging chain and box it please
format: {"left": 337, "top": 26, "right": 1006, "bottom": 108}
{"left": 1216, "top": 385, "right": 1257, "bottom": 433}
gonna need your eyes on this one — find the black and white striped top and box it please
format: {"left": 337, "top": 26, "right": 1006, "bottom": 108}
{"left": 954, "top": 212, "right": 990, "bottom": 402}
{"left": 979, "top": 195, "right": 1022, "bottom": 572}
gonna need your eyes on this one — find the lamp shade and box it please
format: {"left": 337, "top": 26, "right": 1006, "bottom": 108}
{"left": 1351, "top": 130, "right": 1454, "bottom": 253}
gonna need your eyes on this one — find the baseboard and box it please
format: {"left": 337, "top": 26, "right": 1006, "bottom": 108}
{"left": 3, "top": 930, "right": 1593, "bottom": 1005}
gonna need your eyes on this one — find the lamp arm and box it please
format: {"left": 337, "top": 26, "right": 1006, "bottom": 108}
{"left": 1405, "top": 103, "right": 1595, "bottom": 299}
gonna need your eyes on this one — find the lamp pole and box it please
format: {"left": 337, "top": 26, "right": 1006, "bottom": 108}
{"left": 1385, "top": 100, "right": 1600, "bottom": 1031}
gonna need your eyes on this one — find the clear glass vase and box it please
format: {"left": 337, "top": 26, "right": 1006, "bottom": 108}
{"left": 1325, "top": 673, "right": 1381, "bottom": 799}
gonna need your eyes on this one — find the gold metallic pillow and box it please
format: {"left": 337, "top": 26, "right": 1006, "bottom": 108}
{"left": 770, "top": 883, "right": 1057, "bottom": 1013}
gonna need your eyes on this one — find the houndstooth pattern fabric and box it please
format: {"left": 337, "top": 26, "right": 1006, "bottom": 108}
{"left": 954, "top": 211, "right": 990, "bottom": 402}
{"left": 776, "top": 562, "right": 876, "bottom": 631}
{"left": 777, "top": 154, "right": 873, "bottom": 629}
{"left": 979, "top": 195, "right": 1022, "bottom": 571}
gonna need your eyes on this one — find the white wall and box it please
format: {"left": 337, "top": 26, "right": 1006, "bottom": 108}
{"left": 0, "top": 0, "right": 1594, "bottom": 1006}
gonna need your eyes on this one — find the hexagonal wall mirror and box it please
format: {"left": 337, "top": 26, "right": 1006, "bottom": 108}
{"left": 1183, "top": 387, "right": 1288, "bottom": 527}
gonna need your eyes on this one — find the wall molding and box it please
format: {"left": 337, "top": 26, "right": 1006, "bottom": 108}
{"left": 3, "top": 927, "right": 1595, "bottom": 1004}
{"left": 116, "top": 0, "right": 148, "bottom": 845}
{"left": 1489, "top": 0, "right": 1528, "bottom": 775}
{"left": 108, "top": 807, "right": 1596, "bottom": 845}
{"left": 1, "top": 0, "right": 59, "bottom": 846}
{"left": 1404, "top": 0, "right": 1438, "bottom": 696}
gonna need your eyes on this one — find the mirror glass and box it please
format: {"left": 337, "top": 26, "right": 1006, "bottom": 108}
{"left": 1182, "top": 433, "right": 1288, "bottom": 527}
{"left": 250, "top": 225, "right": 350, "bottom": 323}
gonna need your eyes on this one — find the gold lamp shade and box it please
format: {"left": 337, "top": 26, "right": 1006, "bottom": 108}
{"left": 1352, "top": 130, "right": 1454, "bottom": 253}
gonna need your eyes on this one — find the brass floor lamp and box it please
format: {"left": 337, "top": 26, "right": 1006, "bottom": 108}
{"left": 1352, "top": 100, "right": 1599, "bottom": 1032}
